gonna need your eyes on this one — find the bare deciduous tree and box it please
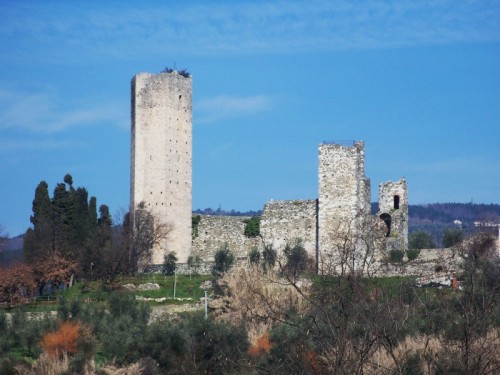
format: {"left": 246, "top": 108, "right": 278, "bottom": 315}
{"left": 0, "top": 263, "right": 37, "bottom": 307}
{"left": 319, "top": 209, "right": 387, "bottom": 276}
{"left": 127, "top": 203, "right": 174, "bottom": 273}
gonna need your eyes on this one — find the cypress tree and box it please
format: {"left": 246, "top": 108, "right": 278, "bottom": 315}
{"left": 73, "top": 187, "right": 90, "bottom": 248}
{"left": 25, "top": 175, "right": 110, "bottom": 278}
{"left": 88, "top": 196, "right": 98, "bottom": 237}
{"left": 94, "top": 205, "right": 117, "bottom": 279}
{"left": 24, "top": 181, "right": 54, "bottom": 262}
{"left": 52, "top": 182, "right": 74, "bottom": 258}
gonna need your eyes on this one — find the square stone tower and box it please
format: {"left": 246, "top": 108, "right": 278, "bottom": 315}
{"left": 378, "top": 178, "right": 408, "bottom": 251}
{"left": 131, "top": 71, "right": 192, "bottom": 264}
{"left": 318, "top": 141, "right": 371, "bottom": 273}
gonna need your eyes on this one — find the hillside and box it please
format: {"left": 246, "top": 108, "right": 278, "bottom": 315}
{"left": 407, "top": 203, "right": 499, "bottom": 247}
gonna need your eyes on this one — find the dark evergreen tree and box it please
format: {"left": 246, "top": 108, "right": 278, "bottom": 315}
{"left": 52, "top": 182, "right": 74, "bottom": 258}
{"left": 73, "top": 187, "right": 90, "bottom": 249}
{"left": 25, "top": 175, "right": 106, "bottom": 279}
{"left": 93, "top": 205, "right": 124, "bottom": 279}
{"left": 88, "top": 196, "right": 98, "bottom": 238}
{"left": 63, "top": 173, "right": 73, "bottom": 188}
{"left": 24, "top": 181, "right": 53, "bottom": 262}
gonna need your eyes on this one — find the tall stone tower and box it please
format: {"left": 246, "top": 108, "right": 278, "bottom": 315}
{"left": 318, "top": 141, "right": 371, "bottom": 273}
{"left": 131, "top": 71, "right": 192, "bottom": 265}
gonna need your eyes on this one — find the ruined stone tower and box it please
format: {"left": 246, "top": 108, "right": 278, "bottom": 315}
{"left": 130, "top": 71, "right": 192, "bottom": 264}
{"left": 378, "top": 179, "right": 408, "bottom": 251}
{"left": 318, "top": 141, "right": 371, "bottom": 273}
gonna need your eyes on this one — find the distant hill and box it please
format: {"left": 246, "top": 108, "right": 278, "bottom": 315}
{"left": 408, "top": 203, "right": 500, "bottom": 225}
{"left": 3, "top": 234, "right": 23, "bottom": 251}
{"left": 373, "top": 202, "right": 500, "bottom": 247}
{"left": 193, "top": 208, "right": 262, "bottom": 217}
{"left": 0, "top": 235, "right": 24, "bottom": 266}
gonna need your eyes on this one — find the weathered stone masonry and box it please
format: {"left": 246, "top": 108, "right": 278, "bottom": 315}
{"left": 260, "top": 200, "right": 318, "bottom": 259}
{"left": 189, "top": 141, "right": 409, "bottom": 273}
{"left": 130, "top": 71, "right": 409, "bottom": 271}
{"left": 131, "top": 71, "right": 192, "bottom": 264}
{"left": 318, "top": 142, "right": 372, "bottom": 272}
{"left": 378, "top": 179, "right": 409, "bottom": 252}
{"left": 192, "top": 215, "right": 259, "bottom": 261}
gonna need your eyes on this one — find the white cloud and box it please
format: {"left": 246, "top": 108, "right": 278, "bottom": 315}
{"left": 0, "top": 89, "right": 127, "bottom": 133}
{"left": 1, "top": 1, "right": 499, "bottom": 61}
{"left": 196, "top": 95, "right": 272, "bottom": 124}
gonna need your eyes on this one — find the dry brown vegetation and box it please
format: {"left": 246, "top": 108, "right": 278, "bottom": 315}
{"left": 210, "top": 265, "right": 310, "bottom": 344}
{"left": 41, "top": 321, "right": 81, "bottom": 358}
{"left": 209, "top": 233, "right": 500, "bottom": 374}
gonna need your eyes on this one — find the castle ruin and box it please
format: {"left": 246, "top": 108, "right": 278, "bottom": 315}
{"left": 258, "top": 141, "right": 408, "bottom": 274}
{"left": 130, "top": 71, "right": 408, "bottom": 272}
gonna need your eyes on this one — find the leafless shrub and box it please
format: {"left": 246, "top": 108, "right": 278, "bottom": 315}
{"left": 210, "top": 266, "right": 310, "bottom": 344}
{"left": 15, "top": 353, "right": 71, "bottom": 375}
{"left": 128, "top": 203, "right": 174, "bottom": 272}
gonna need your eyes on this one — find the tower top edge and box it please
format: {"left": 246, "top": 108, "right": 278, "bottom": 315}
{"left": 133, "top": 70, "right": 192, "bottom": 80}
{"left": 319, "top": 140, "right": 364, "bottom": 148}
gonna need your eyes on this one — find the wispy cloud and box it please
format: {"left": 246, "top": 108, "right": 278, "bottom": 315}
{"left": 1, "top": 1, "right": 499, "bottom": 61}
{"left": 0, "top": 89, "right": 127, "bottom": 133}
{"left": 196, "top": 95, "right": 272, "bottom": 124}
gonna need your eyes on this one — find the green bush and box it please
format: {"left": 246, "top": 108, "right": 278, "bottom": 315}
{"left": 406, "top": 248, "right": 420, "bottom": 261}
{"left": 389, "top": 250, "right": 404, "bottom": 263}
{"left": 163, "top": 251, "right": 178, "bottom": 275}
{"left": 243, "top": 217, "right": 260, "bottom": 238}
{"left": 212, "top": 244, "right": 235, "bottom": 275}
{"left": 192, "top": 215, "right": 201, "bottom": 239}
{"left": 187, "top": 254, "right": 202, "bottom": 276}
{"left": 283, "top": 240, "right": 309, "bottom": 281}
{"left": 95, "top": 293, "right": 151, "bottom": 365}
{"left": 409, "top": 231, "right": 435, "bottom": 249}
{"left": 249, "top": 248, "right": 260, "bottom": 264}
{"left": 262, "top": 245, "right": 277, "bottom": 271}
{"left": 144, "top": 312, "right": 249, "bottom": 373}
{"left": 443, "top": 227, "right": 463, "bottom": 248}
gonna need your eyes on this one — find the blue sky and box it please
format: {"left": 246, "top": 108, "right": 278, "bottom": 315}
{"left": 1, "top": 0, "right": 499, "bottom": 236}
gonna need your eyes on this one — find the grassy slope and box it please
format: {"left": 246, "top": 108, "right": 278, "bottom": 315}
{"left": 9, "top": 274, "right": 213, "bottom": 313}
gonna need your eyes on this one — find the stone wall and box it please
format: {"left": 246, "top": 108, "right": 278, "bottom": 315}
{"left": 372, "top": 248, "right": 463, "bottom": 277}
{"left": 260, "top": 200, "right": 317, "bottom": 258}
{"left": 131, "top": 71, "right": 192, "bottom": 264}
{"left": 191, "top": 215, "right": 260, "bottom": 261}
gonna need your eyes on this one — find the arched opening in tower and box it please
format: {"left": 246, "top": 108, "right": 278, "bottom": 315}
{"left": 394, "top": 195, "right": 400, "bottom": 210}
{"left": 380, "top": 213, "right": 392, "bottom": 237}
